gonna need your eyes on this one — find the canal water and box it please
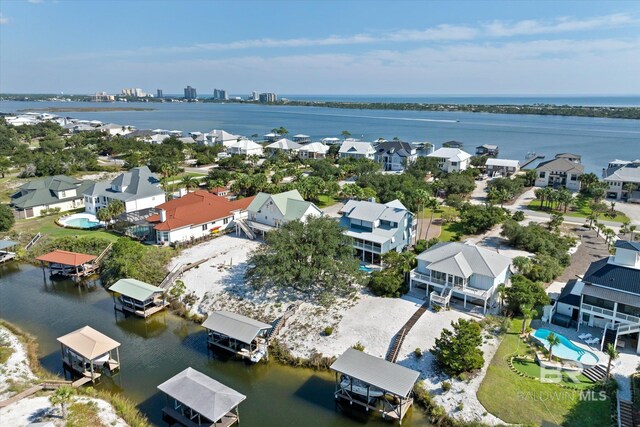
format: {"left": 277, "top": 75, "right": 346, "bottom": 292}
{"left": 0, "top": 262, "right": 429, "bottom": 426}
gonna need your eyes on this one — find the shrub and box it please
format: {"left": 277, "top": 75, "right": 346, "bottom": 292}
{"left": 323, "top": 327, "right": 334, "bottom": 336}
{"left": 458, "top": 204, "right": 507, "bottom": 235}
{"left": 512, "top": 210, "right": 525, "bottom": 222}
{"left": 456, "top": 402, "right": 464, "bottom": 411}
{"left": 442, "top": 381, "right": 452, "bottom": 392}
{"left": 367, "top": 270, "right": 405, "bottom": 297}
{"left": 415, "top": 347, "right": 423, "bottom": 358}
{"left": 352, "top": 341, "right": 365, "bottom": 351}
{"left": 431, "top": 319, "right": 484, "bottom": 376}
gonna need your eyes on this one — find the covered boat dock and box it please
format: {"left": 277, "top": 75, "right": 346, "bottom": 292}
{"left": 330, "top": 348, "right": 420, "bottom": 424}
{"left": 0, "top": 240, "right": 17, "bottom": 264}
{"left": 158, "top": 367, "right": 246, "bottom": 427}
{"left": 108, "top": 278, "right": 168, "bottom": 318}
{"left": 202, "top": 311, "right": 271, "bottom": 362}
{"left": 57, "top": 326, "right": 121, "bottom": 384}
{"left": 36, "top": 250, "right": 98, "bottom": 281}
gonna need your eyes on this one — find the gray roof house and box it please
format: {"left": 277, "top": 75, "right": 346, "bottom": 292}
{"left": 603, "top": 160, "right": 640, "bottom": 201}
{"left": 83, "top": 166, "right": 166, "bottom": 214}
{"left": 535, "top": 154, "right": 584, "bottom": 192}
{"left": 11, "top": 176, "right": 93, "bottom": 219}
{"left": 265, "top": 138, "right": 302, "bottom": 156}
{"left": 242, "top": 189, "right": 322, "bottom": 238}
{"left": 338, "top": 141, "right": 375, "bottom": 160}
{"left": 552, "top": 240, "right": 640, "bottom": 354}
{"left": 158, "top": 367, "right": 246, "bottom": 426}
{"left": 409, "top": 242, "right": 512, "bottom": 313}
{"left": 339, "top": 199, "right": 415, "bottom": 265}
{"left": 374, "top": 141, "right": 418, "bottom": 172}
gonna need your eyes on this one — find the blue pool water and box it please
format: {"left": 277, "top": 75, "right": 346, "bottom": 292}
{"left": 533, "top": 328, "right": 599, "bottom": 365}
{"left": 359, "top": 264, "right": 373, "bottom": 273}
{"left": 64, "top": 218, "right": 100, "bottom": 228}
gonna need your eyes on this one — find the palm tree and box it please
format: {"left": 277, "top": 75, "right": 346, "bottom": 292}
{"left": 547, "top": 332, "right": 561, "bottom": 361}
{"left": 623, "top": 182, "right": 635, "bottom": 200}
{"left": 497, "top": 283, "right": 507, "bottom": 314}
{"left": 604, "top": 343, "right": 619, "bottom": 380}
{"left": 513, "top": 256, "right": 532, "bottom": 275}
{"left": 587, "top": 211, "right": 599, "bottom": 229}
{"left": 415, "top": 188, "right": 429, "bottom": 239}
{"left": 96, "top": 207, "right": 110, "bottom": 225}
{"left": 520, "top": 304, "right": 535, "bottom": 335}
{"left": 558, "top": 189, "right": 573, "bottom": 213}
{"left": 181, "top": 175, "right": 198, "bottom": 192}
{"left": 49, "top": 385, "right": 75, "bottom": 419}
{"left": 107, "top": 200, "right": 125, "bottom": 223}
{"left": 424, "top": 197, "right": 439, "bottom": 240}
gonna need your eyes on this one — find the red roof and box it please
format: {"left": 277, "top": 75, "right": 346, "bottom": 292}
{"left": 36, "top": 250, "right": 97, "bottom": 266}
{"left": 210, "top": 187, "right": 228, "bottom": 194}
{"left": 152, "top": 190, "right": 255, "bottom": 231}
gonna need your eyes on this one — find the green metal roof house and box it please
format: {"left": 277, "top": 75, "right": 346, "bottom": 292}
{"left": 10, "top": 175, "right": 93, "bottom": 219}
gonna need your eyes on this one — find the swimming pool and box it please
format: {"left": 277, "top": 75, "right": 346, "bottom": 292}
{"left": 359, "top": 264, "right": 373, "bottom": 273}
{"left": 532, "top": 328, "right": 599, "bottom": 366}
{"left": 58, "top": 213, "right": 102, "bottom": 229}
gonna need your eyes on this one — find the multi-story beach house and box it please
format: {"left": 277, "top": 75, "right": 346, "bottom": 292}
{"left": 409, "top": 242, "right": 512, "bottom": 314}
{"left": 374, "top": 140, "right": 418, "bottom": 172}
{"left": 148, "top": 190, "right": 254, "bottom": 245}
{"left": 83, "top": 166, "right": 166, "bottom": 214}
{"left": 339, "top": 199, "right": 415, "bottom": 265}
{"left": 485, "top": 158, "right": 521, "bottom": 177}
{"left": 427, "top": 148, "right": 472, "bottom": 173}
{"left": 534, "top": 153, "right": 584, "bottom": 191}
{"left": 338, "top": 141, "right": 375, "bottom": 160}
{"left": 241, "top": 190, "right": 322, "bottom": 238}
{"left": 205, "top": 129, "right": 239, "bottom": 147}
{"left": 552, "top": 240, "right": 640, "bottom": 354}
{"left": 602, "top": 159, "right": 640, "bottom": 201}
{"left": 10, "top": 176, "right": 93, "bottom": 219}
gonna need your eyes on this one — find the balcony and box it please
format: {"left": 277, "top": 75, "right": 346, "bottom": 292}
{"left": 453, "top": 284, "right": 489, "bottom": 299}
{"left": 353, "top": 240, "right": 382, "bottom": 253}
{"left": 410, "top": 270, "right": 467, "bottom": 288}
{"left": 581, "top": 303, "right": 640, "bottom": 324}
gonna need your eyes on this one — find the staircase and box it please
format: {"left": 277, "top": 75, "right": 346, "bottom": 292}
{"left": 582, "top": 364, "right": 608, "bottom": 382}
{"left": 267, "top": 304, "right": 298, "bottom": 339}
{"left": 601, "top": 327, "right": 618, "bottom": 351}
{"left": 24, "top": 232, "right": 43, "bottom": 251}
{"left": 430, "top": 283, "right": 453, "bottom": 310}
{"left": 618, "top": 399, "right": 635, "bottom": 427}
{"left": 236, "top": 219, "right": 256, "bottom": 240}
{"left": 159, "top": 263, "right": 184, "bottom": 290}
{"left": 386, "top": 302, "right": 430, "bottom": 362}
{"left": 94, "top": 242, "right": 113, "bottom": 265}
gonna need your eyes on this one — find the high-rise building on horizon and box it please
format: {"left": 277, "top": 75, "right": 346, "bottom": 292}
{"left": 259, "top": 92, "right": 277, "bottom": 103}
{"left": 157, "top": 89, "right": 163, "bottom": 98}
{"left": 184, "top": 86, "right": 197, "bottom": 100}
{"left": 121, "top": 87, "right": 147, "bottom": 97}
{"left": 251, "top": 91, "right": 259, "bottom": 101}
{"left": 213, "top": 88, "right": 228, "bottom": 100}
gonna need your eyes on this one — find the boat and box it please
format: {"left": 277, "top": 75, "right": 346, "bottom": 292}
{"left": 339, "top": 375, "right": 384, "bottom": 398}
{"left": 249, "top": 347, "right": 266, "bottom": 363}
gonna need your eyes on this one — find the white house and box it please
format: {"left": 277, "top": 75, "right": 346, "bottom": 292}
{"left": 409, "top": 242, "right": 512, "bottom": 314}
{"left": 149, "top": 190, "right": 254, "bottom": 244}
{"left": 242, "top": 189, "right": 322, "bottom": 238}
{"left": 292, "top": 134, "right": 311, "bottom": 144}
{"left": 206, "top": 129, "right": 239, "bottom": 147}
{"left": 83, "top": 166, "right": 166, "bottom": 214}
{"left": 485, "top": 158, "right": 521, "bottom": 177}
{"left": 534, "top": 154, "right": 584, "bottom": 191}
{"left": 298, "top": 142, "right": 330, "bottom": 160}
{"left": 374, "top": 140, "right": 417, "bottom": 172}
{"left": 427, "top": 148, "right": 472, "bottom": 172}
{"left": 265, "top": 138, "right": 302, "bottom": 156}
{"left": 226, "top": 139, "right": 264, "bottom": 157}
{"left": 338, "top": 141, "right": 375, "bottom": 160}
{"left": 603, "top": 159, "right": 640, "bottom": 201}
{"left": 96, "top": 123, "right": 134, "bottom": 136}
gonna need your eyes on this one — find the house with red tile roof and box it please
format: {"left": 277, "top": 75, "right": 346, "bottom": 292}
{"left": 147, "top": 190, "right": 254, "bottom": 244}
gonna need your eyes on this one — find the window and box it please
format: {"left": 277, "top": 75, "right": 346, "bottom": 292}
{"left": 451, "top": 162, "right": 458, "bottom": 166}
{"left": 570, "top": 174, "right": 577, "bottom": 181}
{"left": 202, "top": 224, "right": 207, "bottom": 231}
{"left": 539, "top": 172, "right": 546, "bottom": 178}
{"left": 223, "top": 218, "right": 230, "bottom": 224}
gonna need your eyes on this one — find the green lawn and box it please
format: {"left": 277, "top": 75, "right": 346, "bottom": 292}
{"left": 477, "top": 319, "right": 611, "bottom": 427}
{"left": 420, "top": 206, "right": 463, "bottom": 242}
{"left": 528, "top": 196, "right": 629, "bottom": 223}
{"left": 166, "top": 172, "right": 207, "bottom": 182}
{"left": 315, "top": 195, "right": 337, "bottom": 208}
{"left": 12, "top": 212, "right": 121, "bottom": 243}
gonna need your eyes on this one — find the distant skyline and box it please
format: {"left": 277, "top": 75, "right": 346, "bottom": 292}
{"left": 1, "top": 0, "right": 639, "bottom": 95}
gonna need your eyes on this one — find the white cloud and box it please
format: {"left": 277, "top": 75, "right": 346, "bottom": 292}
{"left": 484, "top": 13, "right": 637, "bottom": 37}
{"left": 0, "top": 13, "right": 8, "bottom": 25}
{"left": 27, "top": 0, "right": 44, "bottom": 3}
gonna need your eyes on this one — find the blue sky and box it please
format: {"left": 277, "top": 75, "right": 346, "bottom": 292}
{"left": 1, "top": 0, "right": 639, "bottom": 95}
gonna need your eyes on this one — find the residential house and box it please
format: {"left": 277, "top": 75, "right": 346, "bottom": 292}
{"left": 226, "top": 139, "right": 264, "bottom": 157}
{"left": 96, "top": 123, "right": 133, "bottom": 136}
{"left": 148, "top": 190, "right": 254, "bottom": 244}
{"left": 427, "top": 148, "right": 472, "bottom": 173}
{"left": 603, "top": 159, "right": 640, "bottom": 201}
{"left": 374, "top": 140, "right": 418, "bottom": 172}
{"left": 475, "top": 144, "right": 499, "bottom": 157}
{"left": 338, "top": 141, "right": 375, "bottom": 160}
{"left": 292, "top": 134, "right": 311, "bottom": 144}
{"left": 298, "top": 142, "right": 330, "bottom": 160}
{"left": 206, "top": 129, "right": 239, "bottom": 147}
{"left": 339, "top": 199, "right": 415, "bottom": 265}
{"left": 485, "top": 158, "right": 521, "bottom": 177}
{"left": 534, "top": 153, "right": 584, "bottom": 191}
{"left": 265, "top": 138, "right": 302, "bottom": 156}
{"left": 243, "top": 190, "right": 322, "bottom": 237}
{"left": 552, "top": 240, "right": 640, "bottom": 354}
{"left": 83, "top": 166, "right": 166, "bottom": 214}
{"left": 11, "top": 176, "right": 92, "bottom": 219}
{"left": 409, "top": 242, "right": 512, "bottom": 314}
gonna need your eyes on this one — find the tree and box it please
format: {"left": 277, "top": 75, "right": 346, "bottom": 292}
{"left": 0, "top": 156, "right": 10, "bottom": 178}
{"left": 181, "top": 175, "right": 198, "bottom": 192}
{"left": 546, "top": 332, "right": 560, "bottom": 361}
{"left": 49, "top": 385, "right": 75, "bottom": 419}
{"left": 272, "top": 126, "right": 288, "bottom": 136}
{"left": 0, "top": 204, "right": 15, "bottom": 232}
{"left": 505, "top": 275, "right": 549, "bottom": 314}
{"left": 497, "top": 283, "right": 507, "bottom": 313}
{"left": 605, "top": 343, "right": 619, "bottom": 379}
{"left": 548, "top": 213, "right": 564, "bottom": 231}
{"left": 579, "top": 173, "right": 599, "bottom": 194}
{"left": 341, "top": 130, "right": 351, "bottom": 138}
{"left": 424, "top": 196, "right": 439, "bottom": 240}
{"left": 520, "top": 304, "right": 535, "bottom": 335}
{"left": 458, "top": 204, "right": 506, "bottom": 235}
{"left": 430, "top": 319, "right": 484, "bottom": 376}
{"left": 245, "top": 216, "right": 364, "bottom": 305}
{"left": 623, "top": 182, "right": 635, "bottom": 200}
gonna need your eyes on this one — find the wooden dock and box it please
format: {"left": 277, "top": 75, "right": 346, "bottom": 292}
{"left": 162, "top": 406, "right": 239, "bottom": 427}
{"left": 386, "top": 301, "right": 430, "bottom": 362}
{"left": 520, "top": 154, "right": 545, "bottom": 169}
